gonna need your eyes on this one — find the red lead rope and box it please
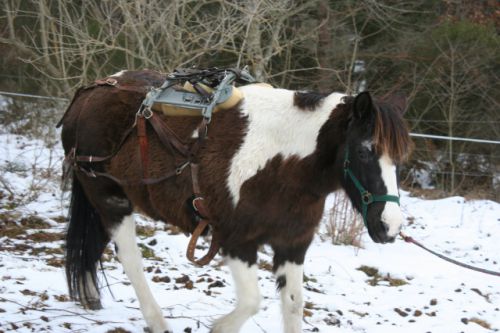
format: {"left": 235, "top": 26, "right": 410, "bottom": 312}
{"left": 399, "top": 232, "right": 500, "bottom": 277}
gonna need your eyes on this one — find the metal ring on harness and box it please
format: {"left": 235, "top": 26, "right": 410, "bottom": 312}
{"left": 105, "top": 78, "right": 118, "bottom": 86}
{"left": 192, "top": 196, "right": 206, "bottom": 217}
{"left": 142, "top": 107, "right": 153, "bottom": 119}
{"left": 176, "top": 162, "right": 190, "bottom": 175}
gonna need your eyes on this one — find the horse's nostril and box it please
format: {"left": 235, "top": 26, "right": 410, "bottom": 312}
{"left": 381, "top": 221, "right": 390, "bottom": 233}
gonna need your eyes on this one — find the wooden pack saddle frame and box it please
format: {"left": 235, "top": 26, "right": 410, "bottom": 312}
{"left": 59, "top": 68, "right": 256, "bottom": 266}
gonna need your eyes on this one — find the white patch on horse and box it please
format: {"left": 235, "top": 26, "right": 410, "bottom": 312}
{"left": 275, "top": 262, "right": 304, "bottom": 333}
{"left": 227, "top": 85, "right": 345, "bottom": 205}
{"left": 112, "top": 215, "right": 171, "bottom": 333}
{"left": 362, "top": 139, "right": 373, "bottom": 151}
{"left": 378, "top": 154, "right": 403, "bottom": 237}
{"left": 110, "top": 70, "right": 127, "bottom": 78}
{"left": 212, "top": 257, "right": 261, "bottom": 333}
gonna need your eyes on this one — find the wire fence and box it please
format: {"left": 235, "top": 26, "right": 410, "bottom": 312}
{"left": 1, "top": 90, "right": 498, "bottom": 195}
{"left": 0, "top": 90, "right": 68, "bottom": 102}
{"left": 410, "top": 133, "right": 500, "bottom": 145}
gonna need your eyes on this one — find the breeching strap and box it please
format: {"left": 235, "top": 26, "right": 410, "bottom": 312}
{"left": 343, "top": 144, "right": 400, "bottom": 227}
{"left": 65, "top": 78, "right": 221, "bottom": 266}
{"left": 400, "top": 232, "right": 500, "bottom": 277}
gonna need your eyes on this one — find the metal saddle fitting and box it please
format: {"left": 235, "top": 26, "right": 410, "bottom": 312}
{"left": 141, "top": 67, "right": 256, "bottom": 123}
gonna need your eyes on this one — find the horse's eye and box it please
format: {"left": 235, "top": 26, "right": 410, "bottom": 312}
{"left": 358, "top": 148, "right": 371, "bottom": 162}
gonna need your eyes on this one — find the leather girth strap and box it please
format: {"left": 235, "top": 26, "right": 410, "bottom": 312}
{"left": 185, "top": 163, "right": 219, "bottom": 266}
{"left": 137, "top": 116, "right": 149, "bottom": 178}
{"left": 134, "top": 111, "right": 220, "bottom": 266}
{"left": 136, "top": 111, "right": 219, "bottom": 266}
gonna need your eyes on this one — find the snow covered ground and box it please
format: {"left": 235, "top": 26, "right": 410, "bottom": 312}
{"left": 0, "top": 118, "right": 499, "bottom": 333}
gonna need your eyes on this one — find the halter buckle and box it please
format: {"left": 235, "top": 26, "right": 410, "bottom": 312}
{"left": 361, "top": 191, "right": 373, "bottom": 204}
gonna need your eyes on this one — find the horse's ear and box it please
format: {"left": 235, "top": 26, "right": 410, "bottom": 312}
{"left": 353, "top": 91, "right": 374, "bottom": 120}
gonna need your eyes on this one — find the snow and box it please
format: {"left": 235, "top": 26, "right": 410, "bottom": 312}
{"left": 1, "top": 125, "right": 499, "bottom": 333}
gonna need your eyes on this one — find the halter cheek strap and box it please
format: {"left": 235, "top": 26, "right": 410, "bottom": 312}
{"left": 343, "top": 144, "right": 400, "bottom": 227}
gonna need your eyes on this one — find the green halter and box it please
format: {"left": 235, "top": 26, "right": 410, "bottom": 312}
{"left": 343, "top": 144, "right": 400, "bottom": 227}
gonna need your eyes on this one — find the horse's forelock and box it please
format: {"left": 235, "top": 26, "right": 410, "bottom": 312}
{"left": 373, "top": 102, "right": 412, "bottom": 163}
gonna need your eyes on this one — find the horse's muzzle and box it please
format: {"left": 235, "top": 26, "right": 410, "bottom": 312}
{"left": 369, "top": 221, "right": 397, "bottom": 244}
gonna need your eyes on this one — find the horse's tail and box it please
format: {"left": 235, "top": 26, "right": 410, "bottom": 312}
{"left": 65, "top": 173, "right": 109, "bottom": 310}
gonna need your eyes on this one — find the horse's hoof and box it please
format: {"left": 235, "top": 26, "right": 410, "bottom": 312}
{"left": 82, "top": 299, "right": 102, "bottom": 310}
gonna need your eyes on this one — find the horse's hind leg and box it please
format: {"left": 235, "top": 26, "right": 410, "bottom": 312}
{"left": 69, "top": 175, "right": 170, "bottom": 333}
{"left": 111, "top": 214, "right": 171, "bottom": 333}
{"left": 211, "top": 246, "right": 261, "bottom": 333}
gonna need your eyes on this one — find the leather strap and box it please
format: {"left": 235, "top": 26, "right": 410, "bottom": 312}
{"left": 148, "top": 113, "right": 190, "bottom": 157}
{"left": 191, "top": 196, "right": 211, "bottom": 219}
{"left": 186, "top": 219, "right": 219, "bottom": 266}
{"left": 190, "top": 163, "right": 202, "bottom": 195}
{"left": 190, "top": 119, "right": 209, "bottom": 159}
{"left": 143, "top": 114, "right": 221, "bottom": 265}
{"left": 76, "top": 164, "right": 181, "bottom": 187}
{"left": 93, "top": 77, "right": 148, "bottom": 94}
{"left": 73, "top": 121, "right": 138, "bottom": 164}
{"left": 137, "top": 116, "right": 149, "bottom": 178}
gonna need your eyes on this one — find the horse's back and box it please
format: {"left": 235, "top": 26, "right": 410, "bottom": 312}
{"left": 60, "top": 70, "right": 164, "bottom": 157}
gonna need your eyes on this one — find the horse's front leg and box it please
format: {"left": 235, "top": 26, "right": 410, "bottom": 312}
{"left": 273, "top": 244, "right": 309, "bottom": 333}
{"left": 211, "top": 245, "right": 260, "bottom": 333}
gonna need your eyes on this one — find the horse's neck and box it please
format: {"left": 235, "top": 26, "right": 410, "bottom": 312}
{"left": 308, "top": 104, "right": 351, "bottom": 196}
{"left": 229, "top": 86, "right": 347, "bottom": 198}
{"left": 239, "top": 86, "right": 345, "bottom": 156}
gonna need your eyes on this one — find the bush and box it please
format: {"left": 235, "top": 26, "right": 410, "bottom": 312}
{"left": 324, "top": 192, "right": 364, "bottom": 247}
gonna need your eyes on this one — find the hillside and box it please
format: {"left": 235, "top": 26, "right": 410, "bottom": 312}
{"left": 0, "top": 107, "right": 498, "bottom": 333}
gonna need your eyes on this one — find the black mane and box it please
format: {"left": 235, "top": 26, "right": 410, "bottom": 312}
{"left": 293, "top": 91, "right": 329, "bottom": 111}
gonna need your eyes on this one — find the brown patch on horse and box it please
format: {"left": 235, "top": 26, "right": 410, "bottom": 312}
{"left": 218, "top": 99, "right": 352, "bottom": 260}
{"left": 293, "top": 91, "right": 329, "bottom": 111}
{"left": 218, "top": 154, "right": 323, "bottom": 258}
{"left": 106, "top": 98, "right": 248, "bottom": 234}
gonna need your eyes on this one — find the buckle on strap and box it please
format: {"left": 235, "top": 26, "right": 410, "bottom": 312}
{"left": 105, "top": 78, "right": 118, "bottom": 86}
{"left": 176, "top": 161, "right": 190, "bottom": 175}
{"left": 361, "top": 191, "right": 373, "bottom": 204}
{"left": 343, "top": 159, "right": 350, "bottom": 171}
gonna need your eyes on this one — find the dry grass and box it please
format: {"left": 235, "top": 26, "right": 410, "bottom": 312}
{"left": 467, "top": 317, "right": 491, "bottom": 330}
{"left": 357, "top": 265, "right": 408, "bottom": 287}
{"left": 324, "top": 192, "right": 364, "bottom": 247}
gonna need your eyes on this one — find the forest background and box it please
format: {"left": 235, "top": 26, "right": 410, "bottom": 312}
{"left": 1, "top": 0, "right": 499, "bottom": 199}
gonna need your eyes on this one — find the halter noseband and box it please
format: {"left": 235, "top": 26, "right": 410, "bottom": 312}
{"left": 343, "top": 144, "right": 400, "bottom": 227}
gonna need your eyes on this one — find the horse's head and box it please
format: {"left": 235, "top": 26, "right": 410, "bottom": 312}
{"left": 341, "top": 92, "right": 411, "bottom": 243}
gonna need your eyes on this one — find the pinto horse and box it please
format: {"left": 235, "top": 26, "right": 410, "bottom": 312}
{"left": 60, "top": 69, "right": 411, "bottom": 333}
